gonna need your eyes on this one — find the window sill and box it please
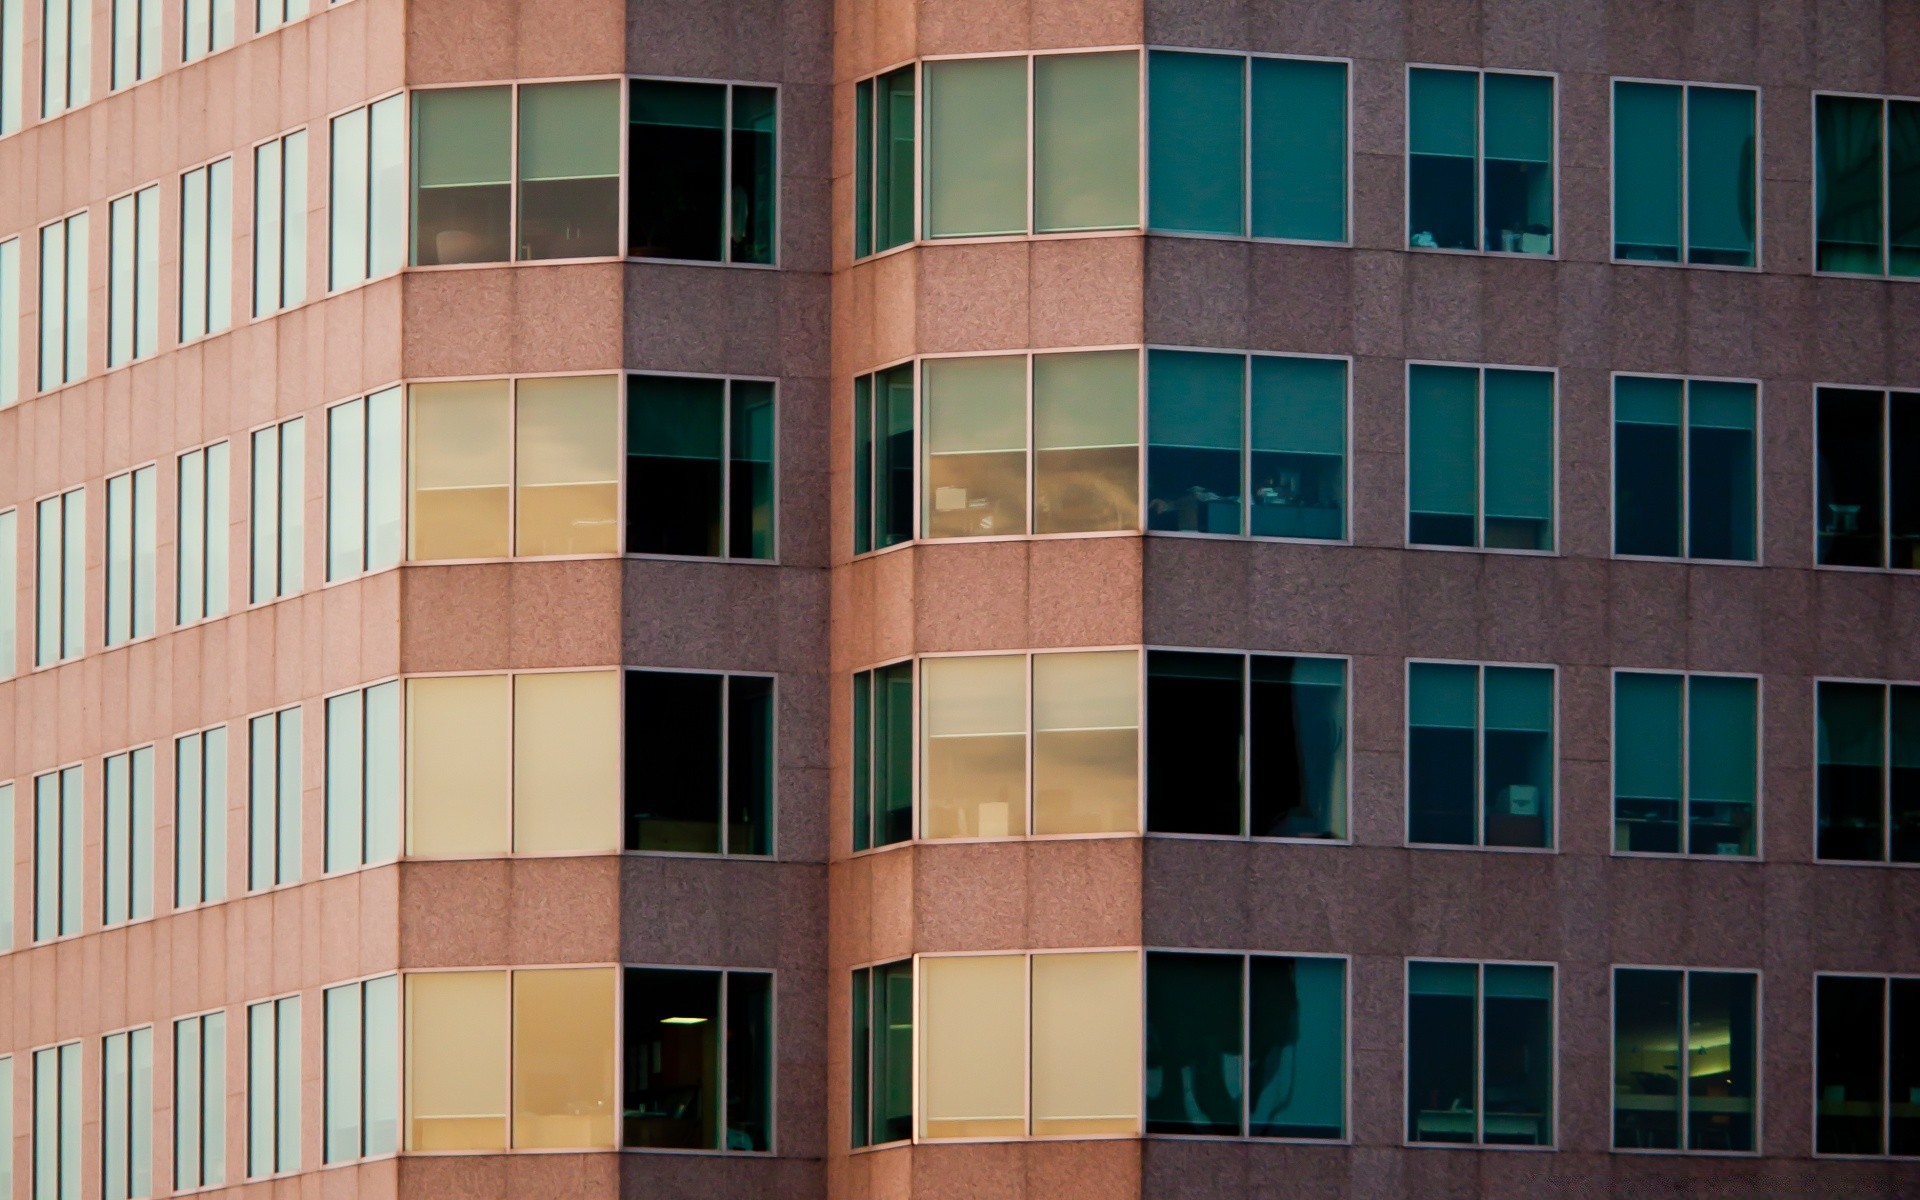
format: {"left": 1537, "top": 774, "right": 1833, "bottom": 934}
{"left": 1405, "top": 541, "right": 1559, "bottom": 558}
{"left": 1404, "top": 1139, "right": 1557, "bottom": 1152}
{"left": 625, "top": 551, "right": 782, "bottom": 567}
{"left": 1812, "top": 269, "right": 1920, "bottom": 284}
{"left": 1611, "top": 553, "right": 1762, "bottom": 568}
{"left": 1145, "top": 831, "right": 1351, "bottom": 847}
{"left": 1810, "top": 562, "right": 1920, "bottom": 577}
{"left": 1609, "top": 849, "right": 1761, "bottom": 863}
{"left": 1405, "top": 841, "right": 1558, "bottom": 855}
{"left": 1144, "top": 1131, "right": 1350, "bottom": 1147}
{"left": 1145, "top": 229, "right": 1352, "bottom": 251}
{"left": 1404, "top": 244, "right": 1558, "bottom": 262}
{"left": 1810, "top": 856, "right": 1920, "bottom": 870}
{"left": 1610, "top": 1146, "right": 1761, "bottom": 1159}
{"left": 1148, "top": 529, "right": 1350, "bottom": 549}
{"left": 1609, "top": 256, "right": 1761, "bottom": 275}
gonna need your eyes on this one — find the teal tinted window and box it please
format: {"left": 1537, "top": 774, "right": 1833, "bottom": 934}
{"left": 1614, "top": 83, "right": 1683, "bottom": 261}
{"left": 851, "top": 960, "right": 914, "bottom": 1147}
{"left": 1250, "top": 356, "right": 1346, "bottom": 539}
{"left": 1148, "top": 350, "right": 1244, "bottom": 535}
{"left": 1408, "top": 961, "right": 1553, "bottom": 1145}
{"left": 1251, "top": 58, "right": 1347, "bottom": 241}
{"left": 1409, "top": 364, "right": 1555, "bottom": 551}
{"left": 1817, "top": 93, "right": 1920, "bottom": 275}
{"left": 855, "top": 66, "right": 916, "bottom": 257}
{"left": 1147, "top": 51, "right": 1244, "bottom": 236}
{"left": 1685, "top": 86, "right": 1757, "bottom": 266}
{"left": 624, "top": 968, "right": 773, "bottom": 1151}
{"left": 1614, "top": 375, "right": 1756, "bottom": 561}
{"left": 1409, "top": 662, "right": 1553, "bottom": 849}
{"left": 1894, "top": 101, "right": 1920, "bottom": 277}
{"left": 853, "top": 662, "right": 914, "bottom": 850}
{"left": 1614, "top": 672, "right": 1758, "bottom": 856}
{"left": 1612, "top": 82, "right": 1756, "bottom": 266}
{"left": 1816, "top": 386, "right": 1920, "bottom": 570}
{"left": 628, "top": 374, "right": 775, "bottom": 560}
{"left": 629, "top": 80, "right": 777, "bottom": 264}
{"left": 1408, "top": 365, "right": 1477, "bottom": 546}
{"left": 854, "top": 364, "right": 916, "bottom": 552}
{"left": 1410, "top": 68, "right": 1553, "bottom": 254}
{"left": 1818, "top": 680, "right": 1920, "bottom": 863}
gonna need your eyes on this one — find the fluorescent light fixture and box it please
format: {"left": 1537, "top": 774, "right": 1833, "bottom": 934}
{"left": 660, "top": 1016, "right": 709, "bottom": 1025}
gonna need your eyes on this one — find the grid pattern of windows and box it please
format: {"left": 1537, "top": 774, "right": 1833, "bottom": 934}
{"left": 1408, "top": 67, "right": 1555, "bottom": 254}
{"left": 1613, "top": 80, "right": 1758, "bottom": 267}
{"left": 107, "top": 185, "right": 160, "bottom": 366}
{"left": 1816, "top": 680, "right": 1920, "bottom": 864}
{"left": 323, "top": 975, "right": 399, "bottom": 1163}
{"left": 101, "top": 1027, "right": 153, "bottom": 1200}
{"left": 34, "top": 488, "right": 83, "bottom": 664}
{"left": 1815, "top": 386, "right": 1918, "bottom": 570}
{"left": 627, "top": 374, "right": 775, "bottom": 560}
{"left": 1613, "top": 968, "right": 1758, "bottom": 1152}
{"left": 1614, "top": 375, "right": 1758, "bottom": 561}
{"left": 328, "top": 95, "right": 405, "bottom": 289}
{"left": 324, "top": 681, "right": 400, "bottom": 872}
{"left": 250, "top": 417, "right": 306, "bottom": 602}
{"left": 181, "top": 0, "right": 233, "bottom": 62}
{"left": 1407, "top": 364, "right": 1555, "bottom": 551}
{"left": 1613, "top": 672, "right": 1759, "bottom": 857}
{"left": 32, "top": 1042, "right": 80, "bottom": 1200}
{"left": 249, "top": 706, "right": 302, "bottom": 888}
{"left": 1407, "top": 661, "right": 1555, "bottom": 849}
{"left": 179, "top": 159, "right": 235, "bottom": 341}
{"left": 1816, "top": 974, "right": 1919, "bottom": 1157}
{"left": 104, "top": 465, "right": 158, "bottom": 646}
{"left": 253, "top": 129, "right": 308, "bottom": 316}
{"left": 40, "top": 0, "right": 89, "bottom": 116}
{"left": 177, "top": 442, "right": 231, "bottom": 622}
{"left": 32, "top": 768, "right": 81, "bottom": 940}
{"left": 109, "top": 0, "right": 159, "bottom": 89}
{"left": 175, "top": 728, "right": 229, "bottom": 907}
{"left": 325, "top": 387, "right": 402, "bottom": 580}
{"left": 102, "top": 746, "right": 154, "bottom": 926}
{"left": 38, "top": 212, "right": 88, "bottom": 390}
{"left": 1815, "top": 93, "right": 1920, "bottom": 277}
{"left": 1407, "top": 960, "right": 1554, "bottom": 1146}
{"left": 173, "top": 1012, "right": 226, "bottom": 1190}
{"left": 257, "top": 0, "right": 307, "bottom": 32}
{"left": 247, "top": 996, "right": 301, "bottom": 1178}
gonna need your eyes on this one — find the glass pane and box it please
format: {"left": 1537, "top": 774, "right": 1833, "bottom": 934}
{"left": 367, "top": 387, "right": 403, "bottom": 570}
{"left": 920, "top": 955, "right": 1026, "bottom": 1138}
{"left": 726, "top": 675, "right": 774, "bottom": 855}
{"left": 725, "top": 972, "right": 773, "bottom": 1150}
{"left": 275, "top": 710, "right": 301, "bottom": 885}
{"left": 1613, "top": 82, "right": 1682, "bottom": 261}
{"left": 855, "top": 80, "right": 872, "bottom": 259}
{"left": 1148, "top": 51, "right": 1244, "bottom": 235}
{"left": 367, "top": 97, "right": 407, "bottom": 277}
{"left": 1819, "top": 680, "right": 1886, "bottom": 861}
{"left": 1408, "top": 364, "right": 1477, "bottom": 546}
{"left": 514, "top": 671, "right": 620, "bottom": 853}
{"left": 405, "top": 675, "right": 511, "bottom": 856}
{"left": 253, "top": 140, "right": 281, "bottom": 317}
{"left": 1033, "top": 350, "right": 1138, "bottom": 534}
{"left": 1817, "top": 386, "right": 1886, "bottom": 567}
{"left": 1033, "top": 651, "right": 1138, "bottom": 835}
{"left": 1252, "top": 58, "right": 1346, "bottom": 242}
{"left": 247, "top": 1005, "right": 275, "bottom": 1176}
{"left": 1893, "top": 686, "right": 1920, "bottom": 864}
{"left": 622, "top": 968, "right": 719, "bottom": 1149}
{"left": 1250, "top": 355, "right": 1346, "bottom": 540}
{"left": 1408, "top": 662, "right": 1477, "bottom": 845}
{"left": 1687, "top": 675, "right": 1758, "bottom": 856}
{"left": 1686, "top": 86, "right": 1756, "bottom": 266}
{"left": 1250, "top": 655, "right": 1347, "bottom": 839}
{"left": 323, "top": 984, "right": 362, "bottom": 1163}
{"left": 364, "top": 974, "right": 400, "bottom": 1156}
{"left": 515, "top": 375, "right": 620, "bottom": 556}
{"left": 1614, "top": 672, "right": 1682, "bottom": 854}
{"left": 327, "top": 399, "right": 367, "bottom": 580}
{"left": 872, "top": 960, "right": 914, "bottom": 1144}
{"left": 513, "top": 968, "right": 618, "bottom": 1149}
{"left": 729, "top": 380, "right": 776, "bottom": 559}
{"left": 874, "top": 662, "right": 914, "bottom": 847}
{"left": 275, "top": 998, "right": 300, "bottom": 1173}
{"left": 1614, "top": 968, "right": 1683, "bottom": 1149}
{"left": 1815, "top": 975, "right": 1883, "bottom": 1155}
{"left": 1483, "top": 72, "right": 1553, "bottom": 254}
{"left": 1408, "top": 961, "right": 1478, "bottom": 1142}
{"left": 412, "top": 86, "right": 512, "bottom": 265}
{"left": 324, "top": 692, "right": 363, "bottom": 872}
{"left": 409, "top": 380, "right": 511, "bottom": 560}
{"left": 1147, "top": 349, "right": 1244, "bottom": 535}
{"left": 1408, "top": 68, "right": 1477, "bottom": 250}
{"left": 103, "top": 1035, "right": 126, "bottom": 1200}
{"left": 1892, "top": 392, "right": 1920, "bottom": 570}
{"left": 1146, "top": 650, "right": 1244, "bottom": 836}
{"left": 625, "top": 671, "right": 723, "bottom": 853}
{"left": 923, "top": 355, "right": 1027, "bottom": 538}
{"left": 1031, "top": 952, "right": 1140, "bottom": 1136}
{"left": 925, "top": 56, "right": 1028, "bottom": 237}
{"left": 874, "top": 364, "right": 917, "bottom": 550}
{"left": 628, "top": 374, "right": 724, "bottom": 557}
{"left": 1482, "top": 368, "right": 1554, "bottom": 550}
{"left": 629, "top": 80, "right": 725, "bottom": 260}
{"left": 406, "top": 972, "right": 508, "bottom": 1150}
{"left": 922, "top": 654, "right": 1027, "bottom": 839}
{"left": 874, "top": 67, "right": 916, "bottom": 253}
{"left": 1483, "top": 666, "right": 1552, "bottom": 848}
{"left": 1816, "top": 95, "right": 1884, "bottom": 273}
{"left": 1250, "top": 955, "right": 1345, "bottom": 1138}
{"left": 182, "top": 169, "right": 208, "bottom": 341}
{"left": 1892, "top": 101, "right": 1920, "bottom": 277}
{"left": 1033, "top": 51, "right": 1138, "bottom": 233}
{"left": 1686, "top": 972, "right": 1756, "bottom": 1152}
{"left": 1612, "top": 375, "right": 1683, "bottom": 556}
{"left": 330, "top": 107, "right": 369, "bottom": 288}
{"left": 517, "top": 81, "right": 621, "bottom": 260}
{"left": 1145, "top": 952, "right": 1242, "bottom": 1135}
{"left": 1482, "top": 964, "right": 1552, "bottom": 1145}
{"left": 1889, "top": 979, "right": 1920, "bottom": 1153}
{"left": 730, "top": 86, "right": 778, "bottom": 264}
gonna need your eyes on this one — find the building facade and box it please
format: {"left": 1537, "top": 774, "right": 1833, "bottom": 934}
{"left": 0, "top": 0, "right": 1915, "bottom": 1198}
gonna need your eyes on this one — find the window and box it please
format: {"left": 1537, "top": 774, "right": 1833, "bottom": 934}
{"left": 40, "top": 0, "right": 88, "bottom": 116}
{"left": 1, "top": 237, "right": 18, "bottom": 407}
{"left": 107, "top": 185, "right": 159, "bottom": 366}
{"left": 173, "top": 1012, "right": 226, "bottom": 1190}
{"left": 1614, "top": 375, "right": 1757, "bottom": 561}
{"left": 253, "top": 129, "right": 307, "bottom": 317}
{"left": 179, "top": 159, "right": 234, "bottom": 341}
{"left": 1406, "top": 960, "right": 1553, "bottom": 1146}
{"left": 34, "top": 489, "right": 84, "bottom": 665}
{"left": 1146, "top": 651, "right": 1347, "bottom": 839}
{"left": 1146, "top": 952, "right": 1345, "bottom": 1139}
{"left": 32, "top": 1042, "right": 80, "bottom": 1200}
{"left": 250, "top": 417, "right": 305, "bottom": 602}
{"left": 101, "top": 747, "right": 154, "bottom": 926}
{"left": 407, "top": 376, "right": 619, "bottom": 560}
{"left": 853, "top": 66, "right": 914, "bottom": 257}
{"left": 101, "top": 1027, "right": 153, "bottom": 1200}
{"left": 923, "top": 650, "right": 1140, "bottom": 839}
{"left": 256, "top": 0, "right": 306, "bottom": 31}
{"left": 1147, "top": 350, "right": 1349, "bottom": 540}
{"left": 1815, "top": 93, "right": 1920, "bottom": 277}
{"left": 110, "top": 0, "right": 159, "bottom": 88}
{"left": 629, "top": 79, "right": 776, "bottom": 264}
{"left": 1148, "top": 52, "right": 1348, "bottom": 242}
{"left": 0, "top": 509, "right": 13, "bottom": 677}
{"left": 325, "top": 388, "right": 402, "bottom": 579}
{"left": 1815, "top": 387, "right": 1919, "bottom": 570}
{"left": 624, "top": 670, "right": 773, "bottom": 854}
{"left": 623, "top": 967, "right": 773, "bottom": 1152}
{"left": 1408, "top": 67, "right": 1554, "bottom": 254}
{"left": 1815, "top": 974, "right": 1920, "bottom": 1156}
{"left": 176, "top": 442, "right": 230, "bottom": 623}
{"left": 104, "top": 465, "right": 157, "bottom": 646}
{"left": 31, "top": 768, "right": 80, "bottom": 940}
{"left": 924, "top": 350, "right": 1139, "bottom": 539}
{"left": 924, "top": 51, "right": 1139, "bottom": 239}
{"left": 918, "top": 951, "right": 1141, "bottom": 1139}
{"left": 328, "top": 94, "right": 405, "bottom": 289}
{"left": 1612, "top": 81, "right": 1757, "bottom": 267}
{"left": 627, "top": 374, "right": 775, "bottom": 559}
{"left": 180, "top": 0, "right": 231, "bottom": 61}
{"left": 1816, "top": 680, "right": 1920, "bottom": 864}
{"left": 324, "top": 681, "right": 399, "bottom": 872}
{"left": 174, "top": 727, "right": 228, "bottom": 907}
{"left": 406, "top": 671, "right": 622, "bottom": 857}
{"left": 853, "top": 363, "right": 914, "bottom": 553}
{"left": 1613, "top": 672, "right": 1759, "bottom": 857}
{"left": 247, "top": 996, "right": 300, "bottom": 1178}
{"left": 0, "top": 782, "right": 12, "bottom": 947}
{"left": 248, "top": 706, "right": 301, "bottom": 889}
{"left": 852, "top": 662, "right": 912, "bottom": 851}
{"left": 1, "top": 0, "right": 22, "bottom": 133}
{"left": 1613, "top": 967, "right": 1758, "bottom": 1152}
{"left": 38, "top": 212, "right": 87, "bottom": 391}
{"left": 323, "top": 975, "right": 399, "bottom": 1163}
{"left": 1407, "top": 661, "right": 1555, "bottom": 849}
{"left": 1408, "top": 364, "right": 1555, "bottom": 551}
{"left": 851, "top": 960, "right": 912, "bottom": 1147}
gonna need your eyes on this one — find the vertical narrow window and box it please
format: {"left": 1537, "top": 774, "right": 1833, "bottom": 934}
{"left": 624, "top": 670, "right": 774, "bottom": 855}
{"left": 32, "top": 1042, "right": 81, "bottom": 1200}
{"left": 0, "top": 510, "right": 12, "bottom": 680}
{"left": 38, "top": 212, "right": 88, "bottom": 391}
{"left": 1409, "top": 68, "right": 1553, "bottom": 254}
{"left": 1613, "top": 376, "right": 1757, "bottom": 561}
{"left": 851, "top": 960, "right": 913, "bottom": 1147}
{"left": 1408, "top": 364, "right": 1554, "bottom": 550}
{"left": 33, "top": 488, "right": 85, "bottom": 664}
{"left": 329, "top": 95, "right": 406, "bottom": 289}
{"left": 854, "top": 65, "right": 915, "bottom": 257}
{"left": 625, "top": 374, "right": 719, "bottom": 557}
{"left": 323, "top": 974, "right": 399, "bottom": 1163}
{"left": 101, "top": 1027, "right": 153, "bottom": 1200}
{"left": 326, "top": 387, "right": 404, "bottom": 579}
{"left": 248, "top": 706, "right": 302, "bottom": 889}
{"left": 109, "top": 0, "right": 159, "bottom": 89}
{"left": 851, "top": 661, "right": 913, "bottom": 850}
{"left": 921, "top": 654, "right": 1027, "bottom": 839}
{"left": 1031, "top": 951, "right": 1142, "bottom": 1136}
{"left": 628, "top": 80, "right": 779, "bottom": 264}
{"left": 513, "top": 968, "right": 619, "bottom": 1149}
{"left": 407, "top": 379, "right": 510, "bottom": 560}
{"left": 176, "top": 441, "right": 231, "bottom": 622}
{"left": 1816, "top": 94, "right": 1920, "bottom": 277}
{"left": 173, "top": 1012, "right": 226, "bottom": 1190}
{"left": 1032, "top": 350, "right": 1139, "bottom": 535}
{"left": 179, "top": 159, "right": 234, "bottom": 341}
{"left": 517, "top": 80, "right": 621, "bottom": 260}
{"left": 1250, "top": 355, "right": 1347, "bottom": 539}
{"left": 104, "top": 465, "right": 157, "bottom": 646}
{"left": 0, "top": 782, "right": 12, "bottom": 948}
{"left": 1408, "top": 662, "right": 1554, "bottom": 849}
{"left": 1407, "top": 960, "right": 1554, "bottom": 1146}
{"left": 253, "top": 129, "right": 308, "bottom": 317}
{"left": 1816, "top": 387, "right": 1920, "bottom": 570}
{"left": 405, "top": 971, "right": 509, "bottom": 1150}
{"left": 1, "top": 237, "right": 19, "bottom": 409}
{"left": 853, "top": 363, "right": 915, "bottom": 553}
{"left": 405, "top": 674, "right": 510, "bottom": 857}
{"left": 1613, "top": 81, "right": 1757, "bottom": 266}
{"left": 181, "top": 0, "right": 232, "bottom": 61}
{"left": 101, "top": 746, "right": 154, "bottom": 925}
{"left": 1614, "top": 968, "right": 1759, "bottom": 1152}
{"left": 325, "top": 681, "right": 402, "bottom": 872}
{"left": 107, "top": 185, "right": 159, "bottom": 366}
{"left": 924, "top": 56, "right": 1027, "bottom": 238}
{"left": 514, "top": 374, "right": 620, "bottom": 556}
{"left": 246, "top": 996, "right": 301, "bottom": 1178}
{"left": 411, "top": 86, "right": 512, "bottom": 266}
{"left": 39, "top": 0, "right": 89, "bottom": 116}
{"left": 1, "top": 0, "right": 23, "bottom": 133}
{"left": 0, "top": 1058, "right": 11, "bottom": 1199}
{"left": 1252, "top": 57, "right": 1348, "bottom": 241}
{"left": 174, "top": 727, "right": 228, "bottom": 907}
{"left": 922, "top": 355, "right": 1027, "bottom": 539}
{"left": 1817, "top": 680, "right": 1920, "bottom": 864}
{"left": 250, "top": 416, "right": 305, "bottom": 601}
{"left": 255, "top": 0, "right": 307, "bottom": 32}
{"left": 31, "top": 767, "right": 81, "bottom": 939}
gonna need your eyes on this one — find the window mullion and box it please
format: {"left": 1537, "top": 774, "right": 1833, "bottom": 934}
{"left": 1679, "top": 971, "right": 1692, "bottom": 1149}
{"left": 1026, "top": 355, "right": 1037, "bottom": 537}
{"left": 1241, "top": 652, "right": 1253, "bottom": 837}
{"left": 1240, "top": 954, "right": 1252, "bottom": 1136}
{"left": 1474, "top": 962, "right": 1486, "bottom": 1144}
{"left": 1679, "top": 675, "right": 1692, "bottom": 856}
{"left": 717, "top": 971, "right": 730, "bottom": 1150}
{"left": 722, "top": 86, "right": 735, "bottom": 265}
{"left": 1475, "top": 667, "right": 1486, "bottom": 847}
{"left": 1475, "top": 73, "right": 1486, "bottom": 252}
{"left": 719, "top": 676, "right": 732, "bottom": 854}
{"left": 721, "top": 381, "right": 733, "bottom": 559}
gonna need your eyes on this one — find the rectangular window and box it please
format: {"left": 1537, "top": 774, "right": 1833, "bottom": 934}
{"left": 626, "top": 374, "right": 776, "bottom": 560}
{"left": 1816, "top": 974, "right": 1920, "bottom": 1157}
{"left": 34, "top": 489, "right": 84, "bottom": 665}
{"left": 629, "top": 78, "right": 776, "bottom": 264}
{"left": 173, "top": 1013, "right": 225, "bottom": 1190}
{"left": 323, "top": 975, "right": 399, "bottom": 1163}
{"left": 1, "top": 237, "right": 18, "bottom": 408}
{"left": 918, "top": 950, "right": 1141, "bottom": 1139}
{"left": 253, "top": 129, "right": 308, "bottom": 316}
{"left": 1407, "top": 661, "right": 1555, "bottom": 849}
{"left": 1614, "top": 967, "right": 1759, "bottom": 1152}
{"left": 851, "top": 960, "right": 913, "bottom": 1147}
{"left": 1, "top": 0, "right": 22, "bottom": 133}
{"left": 325, "top": 387, "right": 402, "bottom": 580}
{"left": 174, "top": 727, "right": 228, "bottom": 907}
{"left": 39, "top": 0, "right": 88, "bottom": 116}
{"left": 854, "top": 66, "right": 915, "bottom": 257}
{"left": 0, "top": 509, "right": 13, "bottom": 679}
{"left": 1146, "top": 952, "right": 1345, "bottom": 1139}
{"left": 1816, "top": 679, "right": 1920, "bottom": 864}
{"left": 38, "top": 212, "right": 87, "bottom": 391}
{"left": 101, "top": 1027, "right": 153, "bottom": 1200}
{"left": 31, "top": 767, "right": 80, "bottom": 940}
{"left": 31, "top": 1042, "right": 80, "bottom": 1200}
{"left": 853, "top": 363, "right": 915, "bottom": 553}
{"left": 179, "top": 159, "right": 234, "bottom": 341}
{"left": 246, "top": 996, "right": 300, "bottom": 1178}
{"left": 924, "top": 51, "right": 1139, "bottom": 239}
{"left": 324, "top": 681, "right": 400, "bottom": 872}
{"left": 250, "top": 417, "right": 305, "bottom": 601}
{"left": 109, "top": 0, "right": 160, "bottom": 89}
{"left": 328, "top": 94, "right": 405, "bottom": 290}
{"left": 409, "top": 86, "right": 509, "bottom": 265}
{"left": 0, "top": 782, "right": 13, "bottom": 947}
{"left": 180, "top": 0, "right": 231, "bottom": 61}
{"left": 1815, "top": 93, "right": 1920, "bottom": 277}
{"left": 107, "top": 185, "right": 159, "bottom": 366}
{"left": 1407, "top": 960, "right": 1554, "bottom": 1146}
{"left": 1146, "top": 650, "right": 1348, "bottom": 839}
{"left": 852, "top": 662, "right": 913, "bottom": 851}
{"left": 1816, "top": 387, "right": 1919, "bottom": 570}
{"left": 407, "top": 375, "right": 620, "bottom": 561}
{"left": 1408, "top": 67, "right": 1554, "bottom": 254}
{"left": 1408, "top": 363, "right": 1555, "bottom": 551}
{"left": 104, "top": 465, "right": 157, "bottom": 646}
{"left": 1612, "top": 81, "right": 1757, "bottom": 267}
{"left": 1613, "top": 672, "right": 1759, "bottom": 857}
{"left": 176, "top": 441, "right": 230, "bottom": 623}
{"left": 101, "top": 746, "right": 154, "bottom": 926}
{"left": 622, "top": 967, "right": 772, "bottom": 1151}
{"left": 256, "top": 0, "right": 306, "bottom": 32}
{"left": 1614, "top": 375, "right": 1758, "bottom": 561}
{"left": 1148, "top": 52, "right": 1348, "bottom": 242}
{"left": 624, "top": 670, "right": 773, "bottom": 855}
{"left": 248, "top": 706, "right": 301, "bottom": 889}
{"left": 1147, "top": 350, "right": 1349, "bottom": 540}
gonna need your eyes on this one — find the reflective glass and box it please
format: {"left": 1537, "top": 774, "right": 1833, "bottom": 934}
{"left": 1613, "top": 82, "right": 1682, "bottom": 261}
{"left": 515, "top": 375, "right": 620, "bottom": 556}
{"left": 1407, "top": 961, "right": 1478, "bottom": 1142}
{"left": 852, "top": 960, "right": 914, "bottom": 1147}
{"left": 1252, "top": 58, "right": 1347, "bottom": 242}
{"left": 731, "top": 86, "right": 778, "bottom": 264}
{"left": 726, "top": 675, "right": 775, "bottom": 855}
{"left": 1482, "top": 72, "right": 1554, "bottom": 254}
{"left": 622, "top": 968, "right": 719, "bottom": 1148}
{"left": 730, "top": 380, "right": 776, "bottom": 558}
{"left": 1483, "top": 666, "right": 1553, "bottom": 848}
{"left": 1033, "top": 350, "right": 1138, "bottom": 534}
{"left": 517, "top": 81, "right": 621, "bottom": 260}
{"left": 1146, "top": 651, "right": 1244, "bottom": 836}
{"left": 1407, "top": 364, "right": 1477, "bottom": 546}
{"left": 925, "top": 57, "right": 1027, "bottom": 237}
{"left": 1147, "top": 350, "right": 1244, "bottom": 535}
{"left": 1033, "top": 51, "right": 1138, "bottom": 233}
{"left": 1893, "top": 101, "right": 1920, "bottom": 277}
{"left": 726, "top": 972, "right": 774, "bottom": 1150}
{"left": 1481, "top": 964, "right": 1553, "bottom": 1145}
{"left": 628, "top": 373, "right": 725, "bottom": 556}
{"left": 1408, "top": 68, "right": 1477, "bottom": 250}
{"left": 1408, "top": 662, "right": 1477, "bottom": 845}
{"left": 1686, "top": 86, "right": 1756, "bottom": 266}
{"left": 1148, "top": 51, "right": 1243, "bottom": 235}
{"left": 1688, "top": 675, "right": 1758, "bottom": 856}
{"left": 1614, "top": 672, "right": 1683, "bottom": 853}
{"left": 1250, "top": 655, "right": 1347, "bottom": 839}
{"left": 1818, "top": 680, "right": 1885, "bottom": 861}
{"left": 625, "top": 670, "right": 724, "bottom": 853}
{"left": 1686, "top": 972, "right": 1756, "bottom": 1152}
{"left": 1250, "top": 356, "right": 1346, "bottom": 540}
{"left": 1145, "top": 952, "right": 1242, "bottom": 1135}
{"left": 923, "top": 355, "right": 1027, "bottom": 538}
{"left": 1032, "top": 651, "right": 1139, "bottom": 835}
{"left": 1250, "top": 955, "right": 1345, "bottom": 1138}
{"left": 853, "top": 662, "right": 914, "bottom": 850}
{"left": 629, "top": 80, "right": 725, "bottom": 260}
{"left": 1816, "top": 387, "right": 1885, "bottom": 567}
{"left": 412, "top": 86, "right": 512, "bottom": 265}
{"left": 1816, "top": 95, "right": 1884, "bottom": 273}
{"left": 922, "top": 655, "right": 1026, "bottom": 839}
{"left": 1481, "top": 368, "right": 1554, "bottom": 550}
{"left": 1815, "top": 975, "right": 1884, "bottom": 1155}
